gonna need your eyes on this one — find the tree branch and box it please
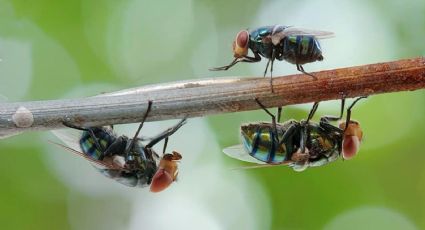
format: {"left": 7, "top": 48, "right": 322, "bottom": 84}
{"left": 0, "top": 57, "right": 424, "bottom": 139}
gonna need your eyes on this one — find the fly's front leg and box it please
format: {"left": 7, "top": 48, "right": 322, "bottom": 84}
{"left": 344, "top": 96, "right": 367, "bottom": 132}
{"left": 209, "top": 58, "right": 239, "bottom": 71}
{"left": 162, "top": 137, "right": 169, "bottom": 154}
{"left": 210, "top": 52, "right": 261, "bottom": 71}
{"left": 243, "top": 51, "right": 262, "bottom": 64}
{"left": 146, "top": 118, "right": 187, "bottom": 148}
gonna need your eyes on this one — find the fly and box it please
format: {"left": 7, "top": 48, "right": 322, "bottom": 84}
{"left": 223, "top": 96, "right": 365, "bottom": 171}
{"left": 210, "top": 25, "right": 334, "bottom": 91}
{"left": 51, "top": 101, "right": 186, "bottom": 192}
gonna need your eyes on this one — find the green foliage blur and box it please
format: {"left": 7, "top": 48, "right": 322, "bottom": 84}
{"left": 0, "top": 0, "right": 424, "bottom": 229}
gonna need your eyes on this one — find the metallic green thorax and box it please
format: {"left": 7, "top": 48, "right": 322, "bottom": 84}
{"left": 249, "top": 26, "right": 275, "bottom": 59}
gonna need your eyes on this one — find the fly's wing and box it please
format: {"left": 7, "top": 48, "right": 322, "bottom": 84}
{"left": 271, "top": 27, "right": 334, "bottom": 45}
{"left": 50, "top": 129, "right": 122, "bottom": 170}
{"left": 222, "top": 145, "right": 266, "bottom": 164}
{"left": 224, "top": 145, "right": 297, "bottom": 171}
{"left": 280, "top": 27, "right": 335, "bottom": 39}
{"left": 48, "top": 140, "right": 118, "bottom": 169}
{"left": 51, "top": 129, "right": 81, "bottom": 151}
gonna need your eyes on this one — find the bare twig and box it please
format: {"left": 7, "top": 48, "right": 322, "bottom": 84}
{"left": 0, "top": 57, "right": 424, "bottom": 139}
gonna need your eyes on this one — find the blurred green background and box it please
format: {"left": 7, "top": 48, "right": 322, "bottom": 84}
{"left": 0, "top": 0, "right": 424, "bottom": 229}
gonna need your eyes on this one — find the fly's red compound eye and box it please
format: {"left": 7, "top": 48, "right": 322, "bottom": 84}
{"left": 233, "top": 30, "right": 249, "bottom": 58}
{"left": 339, "top": 121, "right": 363, "bottom": 160}
{"left": 342, "top": 135, "right": 360, "bottom": 160}
{"left": 149, "top": 152, "right": 181, "bottom": 193}
{"left": 236, "top": 30, "right": 249, "bottom": 48}
{"left": 150, "top": 168, "right": 173, "bottom": 193}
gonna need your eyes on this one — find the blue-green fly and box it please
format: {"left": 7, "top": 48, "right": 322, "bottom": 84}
{"left": 223, "top": 97, "right": 365, "bottom": 171}
{"left": 210, "top": 25, "right": 334, "bottom": 90}
{"left": 51, "top": 101, "right": 186, "bottom": 192}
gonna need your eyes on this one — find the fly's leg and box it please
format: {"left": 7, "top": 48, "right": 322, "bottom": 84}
{"left": 298, "top": 102, "right": 320, "bottom": 158}
{"left": 255, "top": 98, "right": 279, "bottom": 144}
{"left": 210, "top": 58, "right": 239, "bottom": 71}
{"left": 62, "top": 122, "right": 88, "bottom": 132}
{"left": 268, "top": 49, "right": 277, "bottom": 93}
{"left": 304, "top": 102, "right": 320, "bottom": 152}
{"left": 277, "top": 107, "right": 283, "bottom": 123}
{"left": 279, "top": 123, "right": 297, "bottom": 146}
{"left": 131, "top": 100, "right": 153, "bottom": 141}
{"left": 263, "top": 59, "right": 270, "bottom": 77}
{"left": 320, "top": 99, "right": 345, "bottom": 124}
{"left": 278, "top": 123, "right": 301, "bottom": 161}
{"left": 320, "top": 93, "right": 346, "bottom": 123}
{"left": 124, "top": 100, "right": 153, "bottom": 158}
{"left": 306, "top": 102, "right": 320, "bottom": 123}
{"left": 344, "top": 96, "right": 367, "bottom": 132}
{"left": 297, "top": 64, "right": 317, "bottom": 80}
{"left": 162, "top": 137, "right": 169, "bottom": 154}
{"left": 145, "top": 118, "right": 187, "bottom": 149}
{"left": 242, "top": 52, "right": 262, "bottom": 63}
{"left": 210, "top": 52, "right": 261, "bottom": 71}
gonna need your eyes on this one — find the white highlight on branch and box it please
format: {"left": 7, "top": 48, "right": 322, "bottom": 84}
{"left": 12, "top": 106, "right": 34, "bottom": 128}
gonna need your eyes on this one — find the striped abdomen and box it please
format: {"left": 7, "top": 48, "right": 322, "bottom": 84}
{"left": 281, "top": 35, "right": 323, "bottom": 65}
{"left": 80, "top": 128, "right": 116, "bottom": 160}
{"left": 240, "top": 123, "right": 287, "bottom": 164}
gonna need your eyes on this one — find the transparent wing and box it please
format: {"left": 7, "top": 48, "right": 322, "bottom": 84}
{"left": 230, "top": 163, "right": 290, "bottom": 171}
{"left": 51, "top": 128, "right": 81, "bottom": 151}
{"left": 50, "top": 129, "right": 122, "bottom": 170}
{"left": 273, "top": 27, "right": 335, "bottom": 40}
{"left": 49, "top": 140, "right": 121, "bottom": 169}
{"left": 222, "top": 145, "right": 266, "bottom": 164}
